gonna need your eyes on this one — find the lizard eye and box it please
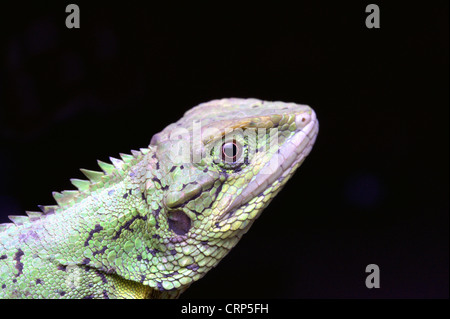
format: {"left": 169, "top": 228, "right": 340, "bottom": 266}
{"left": 221, "top": 140, "right": 242, "bottom": 163}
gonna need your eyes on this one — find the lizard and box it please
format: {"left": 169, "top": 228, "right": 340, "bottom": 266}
{"left": 0, "top": 98, "right": 319, "bottom": 299}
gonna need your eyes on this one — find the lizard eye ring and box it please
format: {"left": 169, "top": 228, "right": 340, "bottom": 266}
{"left": 221, "top": 140, "right": 242, "bottom": 163}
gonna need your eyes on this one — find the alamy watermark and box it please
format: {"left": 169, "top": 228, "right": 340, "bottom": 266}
{"left": 65, "top": 5, "right": 380, "bottom": 30}
{"left": 65, "top": 4, "right": 80, "bottom": 29}
{"left": 365, "top": 4, "right": 380, "bottom": 29}
{"left": 365, "top": 264, "right": 380, "bottom": 288}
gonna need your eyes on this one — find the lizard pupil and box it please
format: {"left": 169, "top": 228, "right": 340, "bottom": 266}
{"left": 221, "top": 141, "right": 241, "bottom": 162}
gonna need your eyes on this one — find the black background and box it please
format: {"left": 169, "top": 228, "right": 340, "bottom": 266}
{"left": 0, "top": 2, "right": 448, "bottom": 299}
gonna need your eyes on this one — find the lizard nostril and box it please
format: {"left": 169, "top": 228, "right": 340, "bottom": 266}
{"left": 167, "top": 210, "right": 191, "bottom": 236}
{"left": 295, "top": 112, "right": 311, "bottom": 128}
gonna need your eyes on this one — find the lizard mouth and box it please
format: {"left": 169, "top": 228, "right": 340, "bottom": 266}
{"left": 218, "top": 109, "right": 319, "bottom": 220}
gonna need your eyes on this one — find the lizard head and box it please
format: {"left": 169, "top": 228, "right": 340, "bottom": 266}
{"left": 0, "top": 98, "right": 318, "bottom": 299}
{"left": 144, "top": 98, "right": 319, "bottom": 293}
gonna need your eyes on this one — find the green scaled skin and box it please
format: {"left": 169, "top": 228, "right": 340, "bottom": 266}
{"left": 0, "top": 98, "right": 319, "bottom": 299}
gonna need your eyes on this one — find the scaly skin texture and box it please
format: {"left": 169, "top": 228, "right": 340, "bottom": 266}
{"left": 0, "top": 98, "right": 318, "bottom": 299}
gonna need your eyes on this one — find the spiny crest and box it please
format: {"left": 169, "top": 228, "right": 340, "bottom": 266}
{"left": 97, "top": 160, "right": 115, "bottom": 175}
{"left": 70, "top": 179, "right": 90, "bottom": 192}
{"left": 1, "top": 148, "right": 153, "bottom": 230}
{"left": 80, "top": 169, "right": 104, "bottom": 182}
{"left": 26, "top": 211, "right": 43, "bottom": 220}
{"left": 7, "top": 215, "right": 29, "bottom": 226}
{"left": 109, "top": 157, "right": 124, "bottom": 170}
{"left": 52, "top": 191, "right": 79, "bottom": 206}
{"left": 38, "top": 205, "right": 58, "bottom": 214}
{"left": 5, "top": 211, "right": 43, "bottom": 227}
{"left": 120, "top": 153, "right": 134, "bottom": 164}
{"left": 46, "top": 148, "right": 146, "bottom": 209}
